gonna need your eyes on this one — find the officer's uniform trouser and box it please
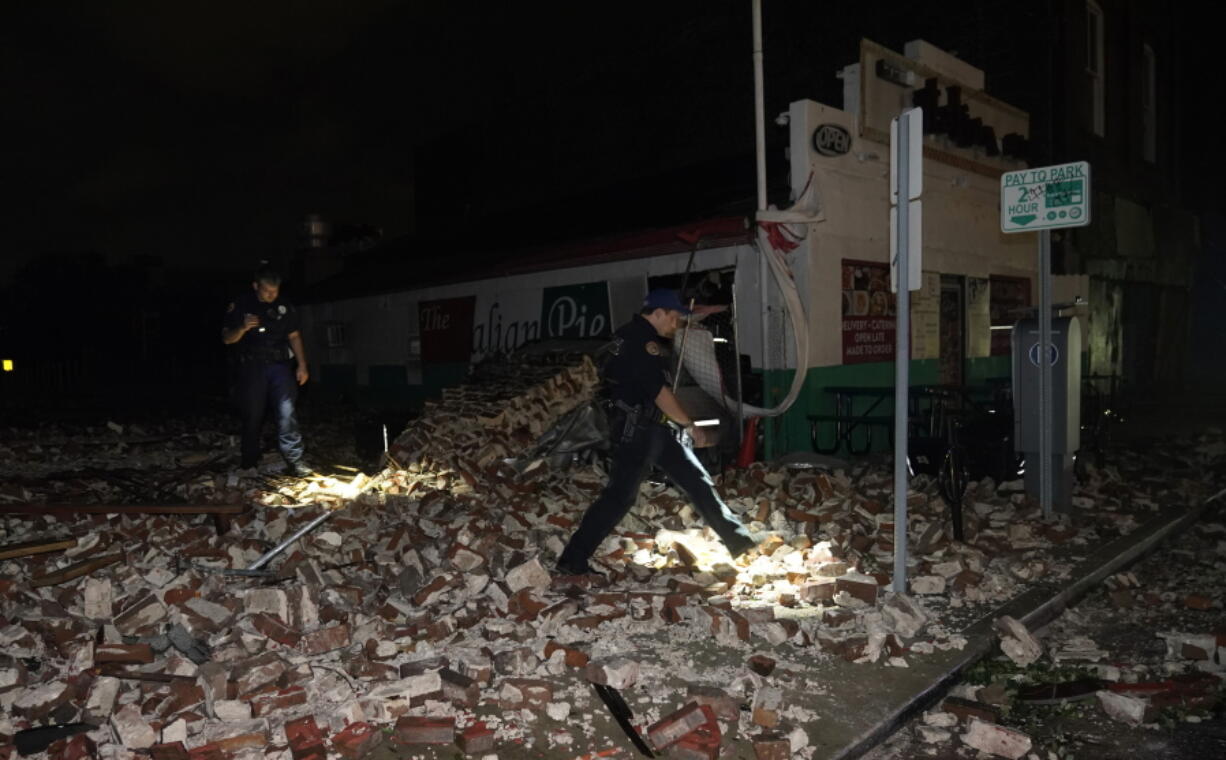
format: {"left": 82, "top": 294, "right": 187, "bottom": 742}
{"left": 559, "top": 416, "right": 755, "bottom": 568}
{"left": 238, "top": 360, "right": 304, "bottom": 468}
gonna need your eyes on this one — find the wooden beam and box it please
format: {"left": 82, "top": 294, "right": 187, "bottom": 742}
{"left": 0, "top": 537, "right": 77, "bottom": 560}
{"left": 0, "top": 504, "right": 246, "bottom": 516}
{"left": 95, "top": 665, "right": 194, "bottom": 682}
{"left": 30, "top": 553, "right": 124, "bottom": 588}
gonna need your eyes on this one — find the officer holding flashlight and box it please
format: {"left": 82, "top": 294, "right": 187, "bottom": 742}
{"left": 555, "top": 289, "right": 756, "bottom": 576}
{"left": 222, "top": 262, "right": 312, "bottom": 476}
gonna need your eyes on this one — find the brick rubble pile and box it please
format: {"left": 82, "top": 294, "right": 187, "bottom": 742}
{"left": 2, "top": 356, "right": 1222, "bottom": 758}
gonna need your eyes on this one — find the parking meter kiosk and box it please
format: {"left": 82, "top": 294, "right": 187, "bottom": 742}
{"left": 1012, "top": 316, "right": 1081, "bottom": 511}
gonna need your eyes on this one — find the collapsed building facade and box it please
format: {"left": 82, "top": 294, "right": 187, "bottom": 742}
{"left": 300, "top": 40, "right": 1051, "bottom": 457}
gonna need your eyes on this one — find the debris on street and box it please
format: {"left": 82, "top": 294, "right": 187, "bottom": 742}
{"left": 2, "top": 353, "right": 1224, "bottom": 758}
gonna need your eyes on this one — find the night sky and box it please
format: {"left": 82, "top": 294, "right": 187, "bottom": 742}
{"left": 5, "top": 2, "right": 1220, "bottom": 287}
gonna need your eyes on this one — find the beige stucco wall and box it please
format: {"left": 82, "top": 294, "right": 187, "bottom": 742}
{"left": 784, "top": 99, "right": 1034, "bottom": 371}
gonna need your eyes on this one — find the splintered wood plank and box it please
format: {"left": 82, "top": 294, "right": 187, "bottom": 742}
{"left": 30, "top": 552, "right": 124, "bottom": 588}
{"left": 0, "top": 537, "right": 77, "bottom": 560}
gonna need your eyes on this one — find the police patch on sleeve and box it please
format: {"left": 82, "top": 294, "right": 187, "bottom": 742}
{"left": 645, "top": 341, "right": 661, "bottom": 356}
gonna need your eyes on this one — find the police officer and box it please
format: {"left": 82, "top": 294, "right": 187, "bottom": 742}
{"left": 221, "top": 262, "right": 312, "bottom": 477}
{"left": 556, "top": 289, "right": 757, "bottom": 576}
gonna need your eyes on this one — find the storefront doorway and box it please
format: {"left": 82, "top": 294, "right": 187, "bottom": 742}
{"left": 940, "top": 275, "right": 966, "bottom": 386}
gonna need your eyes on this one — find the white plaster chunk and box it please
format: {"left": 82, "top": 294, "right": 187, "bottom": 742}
{"left": 506, "top": 557, "right": 552, "bottom": 593}
{"left": 961, "top": 717, "right": 1032, "bottom": 759}
{"left": 185, "top": 597, "right": 233, "bottom": 625}
{"left": 910, "top": 575, "right": 946, "bottom": 595}
{"left": 86, "top": 676, "right": 120, "bottom": 717}
{"left": 923, "top": 710, "right": 958, "bottom": 728}
{"left": 917, "top": 725, "right": 951, "bottom": 744}
{"left": 214, "top": 699, "right": 253, "bottom": 721}
{"left": 1096, "top": 690, "right": 1147, "bottom": 726}
{"left": 83, "top": 578, "right": 113, "bottom": 619}
{"left": 243, "top": 589, "right": 291, "bottom": 623}
{"left": 996, "top": 615, "right": 1042, "bottom": 667}
{"left": 111, "top": 704, "right": 157, "bottom": 749}
{"left": 585, "top": 657, "right": 640, "bottom": 689}
{"left": 787, "top": 726, "right": 809, "bottom": 753}
{"left": 881, "top": 593, "right": 929, "bottom": 638}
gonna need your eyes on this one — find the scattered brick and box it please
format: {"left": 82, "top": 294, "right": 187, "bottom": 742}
{"left": 94, "top": 643, "right": 154, "bottom": 664}
{"left": 330, "top": 722, "right": 383, "bottom": 760}
{"left": 942, "top": 696, "right": 1001, "bottom": 724}
{"left": 748, "top": 654, "right": 777, "bottom": 676}
{"left": 457, "top": 722, "right": 496, "bottom": 755}
{"left": 391, "top": 715, "right": 456, "bottom": 745}
{"left": 298, "top": 622, "right": 351, "bottom": 656}
{"left": 646, "top": 702, "right": 718, "bottom": 752}
{"left": 751, "top": 731, "right": 791, "bottom": 760}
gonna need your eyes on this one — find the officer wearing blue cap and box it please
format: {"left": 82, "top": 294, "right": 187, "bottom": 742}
{"left": 556, "top": 289, "right": 756, "bottom": 576}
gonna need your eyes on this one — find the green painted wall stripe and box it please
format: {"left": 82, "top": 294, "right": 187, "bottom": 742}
{"left": 762, "top": 356, "right": 1012, "bottom": 456}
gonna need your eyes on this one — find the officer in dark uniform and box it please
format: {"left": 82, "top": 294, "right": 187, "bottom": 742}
{"left": 221, "top": 262, "right": 312, "bottom": 476}
{"left": 556, "top": 289, "right": 757, "bottom": 575}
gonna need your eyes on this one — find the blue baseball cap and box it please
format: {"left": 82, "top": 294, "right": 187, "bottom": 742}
{"left": 643, "top": 288, "right": 692, "bottom": 314}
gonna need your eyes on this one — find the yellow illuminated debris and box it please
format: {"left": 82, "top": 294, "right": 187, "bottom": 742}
{"left": 2, "top": 359, "right": 12, "bottom": 372}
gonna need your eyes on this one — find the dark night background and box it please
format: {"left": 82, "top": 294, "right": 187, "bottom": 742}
{"left": 1, "top": 1, "right": 1221, "bottom": 410}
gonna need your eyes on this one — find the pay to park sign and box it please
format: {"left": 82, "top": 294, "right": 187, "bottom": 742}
{"left": 1000, "top": 161, "right": 1091, "bottom": 233}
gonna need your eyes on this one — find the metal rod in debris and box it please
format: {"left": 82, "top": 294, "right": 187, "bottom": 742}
{"left": 382, "top": 423, "right": 389, "bottom": 453}
{"left": 247, "top": 510, "right": 335, "bottom": 571}
{"left": 672, "top": 298, "right": 697, "bottom": 392}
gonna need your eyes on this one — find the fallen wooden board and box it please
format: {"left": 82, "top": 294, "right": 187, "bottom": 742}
{"left": 0, "top": 537, "right": 77, "bottom": 560}
{"left": 0, "top": 504, "right": 245, "bottom": 515}
{"left": 30, "top": 553, "right": 124, "bottom": 588}
{"left": 96, "top": 665, "right": 195, "bottom": 682}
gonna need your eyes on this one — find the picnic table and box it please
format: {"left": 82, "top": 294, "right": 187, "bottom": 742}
{"left": 808, "top": 383, "right": 1001, "bottom": 456}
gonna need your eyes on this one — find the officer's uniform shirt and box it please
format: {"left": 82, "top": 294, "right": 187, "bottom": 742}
{"left": 223, "top": 291, "right": 301, "bottom": 363}
{"left": 606, "top": 315, "right": 670, "bottom": 410}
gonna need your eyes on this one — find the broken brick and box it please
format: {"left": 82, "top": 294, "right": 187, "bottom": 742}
{"left": 835, "top": 573, "right": 879, "bottom": 605}
{"left": 646, "top": 702, "right": 717, "bottom": 752}
{"left": 285, "top": 716, "right": 327, "bottom": 760}
{"left": 94, "top": 643, "right": 154, "bottom": 664}
{"left": 391, "top": 715, "right": 456, "bottom": 745}
{"left": 457, "top": 723, "right": 496, "bottom": 755}
{"left": 149, "top": 743, "right": 190, "bottom": 760}
{"left": 439, "top": 668, "right": 480, "bottom": 708}
{"left": 298, "top": 622, "right": 351, "bottom": 655}
{"left": 748, "top": 654, "right": 777, "bottom": 676}
{"left": 330, "top": 722, "right": 383, "bottom": 760}
{"left": 498, "top": 678, "right": 553, "bottom": 709}
{"left": 250, "top": 612, "right": 301, "bottom": 647}
{"left": 250, "top": 685, "right": 308, "bottom": 717}
{"left": 942, "top": 696, "right": 1000, "bottom": 723}
{"left": 584, "top": 657, "right": 639, "bottom": 689}
{"left": 686, "top": 684, "right": 740, "bottom": 722}
{"left": 751, "top": 731, "right": 791, "bottom": 760}
{"left": 543, "top": 640, "right": 589, "bottom": 668}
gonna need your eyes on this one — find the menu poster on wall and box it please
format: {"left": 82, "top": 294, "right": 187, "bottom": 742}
{"left": 967, "top": 276, "right": 991, "bottom": 358}
{"left": 989, "top": 275, "right": 1031, "bottom": 355}
{"left": 841, "top": 260, "right": 897, "bottom": 364}
{"left": 910, "top": 272, "right": 941, "bottom": 361}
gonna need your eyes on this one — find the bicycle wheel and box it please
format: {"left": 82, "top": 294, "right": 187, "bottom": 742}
{"left": 938, "top": 446, "right": 970, "bottom": 509}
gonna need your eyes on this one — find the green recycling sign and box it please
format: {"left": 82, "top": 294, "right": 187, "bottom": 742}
{"left": 1000, "top": 161, "right": 1091, "bottom": 233}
